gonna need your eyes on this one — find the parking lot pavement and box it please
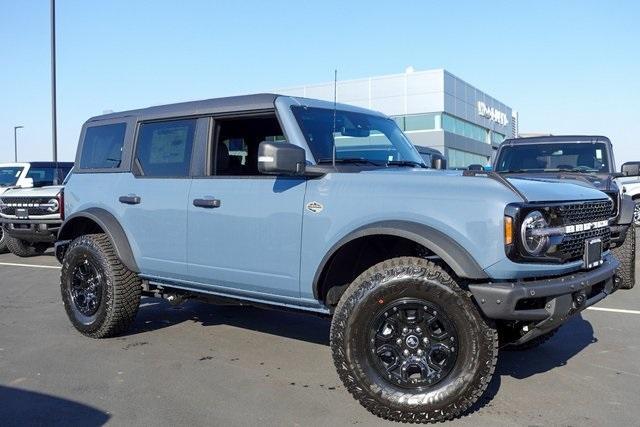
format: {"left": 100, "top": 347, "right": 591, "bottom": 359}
{"left": 1, "top": 233, "right": 639, "bottom": 427}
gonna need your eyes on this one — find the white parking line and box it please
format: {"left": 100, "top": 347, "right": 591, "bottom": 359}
{"left": 586, "top": 307, "right": 640, "bottom": 315}
{"left": 0, "top": 261, "right": 61, "bottom": 270}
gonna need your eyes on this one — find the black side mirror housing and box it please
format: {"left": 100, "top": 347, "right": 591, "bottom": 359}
{"left": 431, "top": 156, "right": 447, "bottom": 170}
{"left": 258, "top": 141, "right": 306, "bottom": 175}
{"left": 621, "top": 162, "right": 640, "bottom": 177}
{"left": 468, "top": 164, "right": 484, "bottom": 171}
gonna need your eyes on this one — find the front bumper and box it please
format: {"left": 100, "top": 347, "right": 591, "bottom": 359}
{"left": 469, "top": 254, "right": 619, "bottom": 343}
{"left": 0, "top": 218, "right": 61, "bottom": 243}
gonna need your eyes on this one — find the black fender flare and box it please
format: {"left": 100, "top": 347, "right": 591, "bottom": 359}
{"left": 312, "top": 220, "right": 488, "bottom": 299}
{"left": 58, "top": 208, "right": 139, "bottom": 272}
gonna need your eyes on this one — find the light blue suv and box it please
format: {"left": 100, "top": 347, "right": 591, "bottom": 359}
{"left": 57, "top": 94, "right": 619, "bottom": 423}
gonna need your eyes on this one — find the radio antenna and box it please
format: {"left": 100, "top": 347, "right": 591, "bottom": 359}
{"left": 332, "top": 69, "right": 337, "bottom": 168}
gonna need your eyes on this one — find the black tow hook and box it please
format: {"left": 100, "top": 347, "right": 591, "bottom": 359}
{"left": 573, "top": 291, "right": 587, "bottom": 309}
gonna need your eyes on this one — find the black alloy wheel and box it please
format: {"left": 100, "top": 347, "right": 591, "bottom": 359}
{"left": 69, "top": 258, "right": 104, "bottom": 320}
{"left": 369, "top": 298, "right": 458, "bottom": 389}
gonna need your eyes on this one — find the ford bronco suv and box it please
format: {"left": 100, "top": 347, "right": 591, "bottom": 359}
{"left": 57, "top": 95, "right": 619, "bottom": 423}
{"left": 0, "top": 162, "right": 73, "bottom": 253}
{"left": 493, "top": 136, "right": 636, "bottom": 289}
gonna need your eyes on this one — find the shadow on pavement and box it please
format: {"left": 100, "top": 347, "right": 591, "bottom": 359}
{"left": 127, "top": 297, "right": 331, "bottom": 345}
{"left": 471, "top": 313, "right": 595, "bottom": 413}
{"left": 0, "top": 385, "right": 110, "bottom": 426}
{"left": 127, "top": 298, "right": 596, "bottom": 416}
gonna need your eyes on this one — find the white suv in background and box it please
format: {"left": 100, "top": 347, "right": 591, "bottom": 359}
{"left": 0, "top": 162, "right": 73, "bottom": 253}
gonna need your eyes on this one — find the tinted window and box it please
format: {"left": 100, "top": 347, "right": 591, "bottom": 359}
{"left": 0, "top": 167, "right": 24, "bottom": 187}
{"left": 495, "top": 142, "right": 610, "bottom": 173}
{"left": 26, "top": 167, "right": 57, "bottom": 187}
{"left": 136, "top": 119, "right": 196, "bottom": 177}
{"left": 80, "top": 123, "right": 127, "bottom": 169}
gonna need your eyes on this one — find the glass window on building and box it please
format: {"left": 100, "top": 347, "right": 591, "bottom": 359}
{"left": 491, "top": 131, "right": 505, "bottom": 145}
{"left": 392, "top": 116, "right": 405, "bottom": 131}
{"left": 446, "top": 148, "right": 490, "bottom": 169}
{"left": 404, "top": 113, "right": 439, "bottom": 131}
{"left": 441, "top": 113, "right": 488, "bottom": 144}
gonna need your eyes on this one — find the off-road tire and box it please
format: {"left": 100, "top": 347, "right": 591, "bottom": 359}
{"left": 503, "top": 327, "right": 559, "bottom": 351}
{"left": 60, "top": 234, "right": 141, "bottom": 338}
{"left": 634, "top": 199, "right": 639, "bottom": 227}
{"left": 5, "top": 236, "right": 40, "bottom": 257}
{"left": 613, "top": 226, "right": 636, "bottom": 290}
{"left": 0, "top": 228, "right": 7, "bottom": 254}
{"left": 330, "top": 257, "right": 498, "bottom": 423}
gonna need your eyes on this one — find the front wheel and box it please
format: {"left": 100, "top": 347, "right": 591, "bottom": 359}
{"left": 5, "top": 235, "right": 40, "bottom": 257}
{"left": 634, "top": 200, "right": 639, "bottom": 227}
{"left": 612, "top": 226, "right": 636, "bottom": 290}
{"left": 60, "top": 234, "right": 142, "bottom": 338}
{"left": 0, "top": 227, "right": 8, "bottom": 254}
{"left": 330, "top": 257, "right": 498, "bottom": 423}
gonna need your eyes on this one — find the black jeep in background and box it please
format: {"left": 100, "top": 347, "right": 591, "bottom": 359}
{"left": 493, "top": 135, "right": 636, "bottom": 289}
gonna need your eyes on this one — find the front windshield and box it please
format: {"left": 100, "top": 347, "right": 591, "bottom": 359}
{"left": 0, "top": 167, "right": 24, "bottom": 187}
{"left": 495, "top": 142, "right": 611, "bottom": 174}
{"left": 291, "top": 106, "right": 424, "bottom": 166}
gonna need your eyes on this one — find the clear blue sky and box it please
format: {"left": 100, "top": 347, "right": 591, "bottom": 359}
{"left": 1, "top": 0, "right": 638, "bottom": 164}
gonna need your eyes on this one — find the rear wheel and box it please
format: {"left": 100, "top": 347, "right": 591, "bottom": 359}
{"left": 330, "top": 257, "right": 498, "bottom": 423}
{"left": 60, "top": 234, "right": 141, "bottom": 338}
{"left": 613, "top": 226, "right": 636, "bottom": 290}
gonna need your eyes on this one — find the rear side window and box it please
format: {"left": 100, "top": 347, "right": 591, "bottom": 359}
{"left": 26, "top": 166, "right": 56, "bottom": 187}
{"left": 135, "top": 119, "right": 196, "bottom": 177}
{"left": 80, "top": 123, "right": 127, "bottom": 169}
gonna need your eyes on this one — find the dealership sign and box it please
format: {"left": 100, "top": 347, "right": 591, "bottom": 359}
{"left": 477, "top": 102, "right": 509, "bottom": 126}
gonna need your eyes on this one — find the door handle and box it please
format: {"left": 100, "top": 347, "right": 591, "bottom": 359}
{"left": 193, "top": 198, "right": 221, "bottom": 208}
{"left": 119, "top": 195, "right": 141, "bottom": 205}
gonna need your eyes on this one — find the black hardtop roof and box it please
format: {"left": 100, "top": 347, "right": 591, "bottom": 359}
{"left": 27, "top": 161, "right": 74, "bottom": 168}
{"left": 88, "top": 93, "right": 280, "bottom": 123}
{"left": 501, "top": 135, "right": 612, "bottom": 146}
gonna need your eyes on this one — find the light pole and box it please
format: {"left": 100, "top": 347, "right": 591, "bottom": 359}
{"left": 13, "top": 126, "right": 24, "bottom": 162}
{"left": 51, "top": 0, "right": 57, "bottom": 162}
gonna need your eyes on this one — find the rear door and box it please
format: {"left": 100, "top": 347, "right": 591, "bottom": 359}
{"left": 115, "top": 118, "right": 202, "bottom": 280}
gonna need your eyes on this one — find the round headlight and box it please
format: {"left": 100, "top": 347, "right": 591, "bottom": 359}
{"left": 520, "top": 210, "right": 549, "bottom": 256}
{"left": 47, "top": 198, "right": 59, "bottom": 213}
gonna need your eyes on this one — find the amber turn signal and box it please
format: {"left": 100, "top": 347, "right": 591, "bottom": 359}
{"left": 504, "top": 216, "right": 514, "bottom": 245}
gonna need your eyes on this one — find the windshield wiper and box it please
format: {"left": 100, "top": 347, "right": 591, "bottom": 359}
{"left": 387, "top": 160, "right": 427, "bottom": 168}
{"left": 317, "top": 157, "right": 380, "bottom": 166}
{"left": 496, "top": 169, "right": 527, "bottom": 174}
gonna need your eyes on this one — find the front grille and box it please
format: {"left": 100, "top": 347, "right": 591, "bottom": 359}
{"left": 557, "top": 226, "right": 611, "bottom": 261}
{"left": 0, "top": 197, "right": 54, "bottom": 216}
{"left": 552, "top": 199, "right": 613, "bottom": 225}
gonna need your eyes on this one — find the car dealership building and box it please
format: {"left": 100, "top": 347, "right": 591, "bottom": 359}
{"left": 278, "top": 69, "right": 517, "bottom": 168}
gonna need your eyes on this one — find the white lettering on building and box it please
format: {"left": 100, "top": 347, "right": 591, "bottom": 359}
{"left": 477, "top": 101, "right": 509, "bottom": 126}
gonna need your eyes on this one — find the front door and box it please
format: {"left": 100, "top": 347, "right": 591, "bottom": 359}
{"left": 186, "top": 114, "right": 306, "bottom": 298}
{"left": 187, "top": 177, "right": 306, "bottom": 297}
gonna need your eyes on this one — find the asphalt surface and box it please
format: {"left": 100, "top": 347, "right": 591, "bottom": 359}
{"left": 1, "top": 231, "right": 639, "bottom": 426}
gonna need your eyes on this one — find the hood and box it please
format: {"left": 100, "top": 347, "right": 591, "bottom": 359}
{"left": 500, "top": 172, "right": 615, "bottom": 192}
{"left": 358, "top": 168, "right": 610, "bottom": 203}
{"left": 505, "top": 176, "right": 610, "bottom": 203}
{"left": 0, "top": 185, "right": 63, "bottom": 198}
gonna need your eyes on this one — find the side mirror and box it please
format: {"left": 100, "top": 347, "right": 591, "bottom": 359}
{"left": 468, "top": 164, "right": 484, "bottom": 171}
{"left": 621, "top": 163, "right": 640, "bottom": 177}
{"left": 431, "top": 156, "right": 447, "bottom": 170}
{"left": 258, "top": 141, "right": 306, "bottom": 175}
{"left": 20, "top": 177, "right": 34, "bottom": 188}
